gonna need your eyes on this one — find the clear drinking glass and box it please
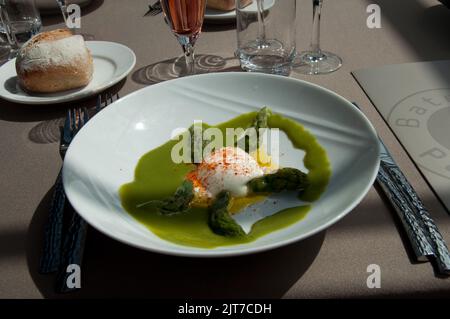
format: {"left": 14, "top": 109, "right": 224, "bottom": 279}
{"left": 0, "top": 12, "right": 12, "bottom": 62}
{"left": 236, "top": 0, "right": 296, "bottom": 76}
{"left": 160, "top": 0, "right": 207, "bottom": 76}
{"left": 0, "top": 0, "right": 41, "bottom": 54}
{"left": 294, "top": 0, "right": 342, "bottom": 75}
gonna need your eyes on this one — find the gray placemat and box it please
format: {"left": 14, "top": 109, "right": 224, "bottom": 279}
{"left": 353, "top": 60, "right": 450, "bottom": 213}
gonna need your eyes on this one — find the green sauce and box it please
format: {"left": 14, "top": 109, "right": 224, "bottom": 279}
{"left": 119, "top": 112, "right": 331, "bottom": 248}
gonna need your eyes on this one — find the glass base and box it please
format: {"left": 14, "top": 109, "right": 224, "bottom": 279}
{"left": 237, "top": 39, "right": 294, "bottom": 77}
{"left": 240, "top": 62, "right": 292, "bottom": 77}
{"left": 294, "top": 50, "right": 342, "bottom": 75}
{"left": 173, "top": 55, "right": 209, "bottom": 77}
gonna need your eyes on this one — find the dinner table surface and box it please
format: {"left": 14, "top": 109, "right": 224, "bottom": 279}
{"left": 1, "top": 0, "right": 450, "bottom": 299}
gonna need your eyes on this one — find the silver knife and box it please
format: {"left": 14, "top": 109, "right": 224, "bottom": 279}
{"left": 378, "top": 139, "right": 450, "bottom": 275}
{"left": 352, "top": 102, "right": 450, "bottom": 275}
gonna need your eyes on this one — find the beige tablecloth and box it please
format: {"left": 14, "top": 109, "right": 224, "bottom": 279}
{"left": 1, "top": 0, "right": 449, "bottom": 298}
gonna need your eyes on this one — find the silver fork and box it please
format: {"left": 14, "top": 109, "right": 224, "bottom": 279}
{"left": 40, "top": 93, "right": 120, "bottom": 277}
{"left": 39, "top": 107, "right": 89, "bottom": 274}
{"left": 144, "top": 1, "right": 162, "bottom": 16}
{"left": 96, "top": 92, "right": 120, "bottom": 113}
{"left": 56, "top": 93, "right": 120, "bottom": 292}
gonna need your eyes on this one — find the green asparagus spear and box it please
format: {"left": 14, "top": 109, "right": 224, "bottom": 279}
{"left": 189, "top": 123, "right": 208, "bottom": 164}
{"left": 208, "top": 168, "right": 309, "bottom": 237}
{"left": 241, "top": 106, "right": 272, "bottom": 152}
{"left": 253, "top": 106, "right": 272, "bottom": 132}
{"left": 209, "top": 191, "right": 246, "bottom": 237}
{"left": 142, "top": 108, "right": 308, "bottom": 236}
{"left": 248, "top": 168, "right": 309, "bottom": 194}
{"left": 138, "top": 180, "right": 194, "bottom": 215}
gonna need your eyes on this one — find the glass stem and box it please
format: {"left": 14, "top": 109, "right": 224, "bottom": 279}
{"left": 57, "top": 0, "right": 68, "bottom": 24}
{"left": 59, "top": 2, "right": 79, "bottom": 35}
{"left": 310, "top": 0, "right": 323, "bottom": 54}
{"left": 256, "top": 0, "right": 267, "bottom": 47}
{"left": 60, "top": 6, "right": 68, "bottom": 24}
{"left": 182, "top": 42, "right": 195, "bottom": 75}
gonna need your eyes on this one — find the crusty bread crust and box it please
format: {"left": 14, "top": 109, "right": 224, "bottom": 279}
{"left": 15, "top": 29, "right": 93, "bottom": 94}
{"left": 207, "top": 0, "right": 253, "bottom": 11}
{"left": 26, "top": 28, "right": 73, "bottom": 46}
{"left": 18, "top": 57, "right": 94, "bottom": 93}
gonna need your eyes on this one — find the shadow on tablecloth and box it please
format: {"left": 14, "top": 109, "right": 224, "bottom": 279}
{"left": 0, "top": 79, "right": 125, "bottom": 146}
{"left": 26, "top": 186, "right": 325, "bottom": 299}
{"left": 26, "top": 79, "right": 125, "bottom": 144}
{"left": 132, "top": 54, "right": 242, "bottom": 86}
{"left": 366, "top": 0, "right": 450, "bottom": 85}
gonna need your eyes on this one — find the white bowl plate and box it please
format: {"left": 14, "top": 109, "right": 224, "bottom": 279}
{"left": 63, "top": 72, "right": 380, "bottom": 257}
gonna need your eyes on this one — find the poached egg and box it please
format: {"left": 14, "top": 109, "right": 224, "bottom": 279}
{"left": 187, "top": 147, "right": 273, "bottom": 205}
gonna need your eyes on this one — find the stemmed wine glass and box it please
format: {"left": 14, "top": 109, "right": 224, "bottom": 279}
{"left": 295, "top": 0, "right": 342, "bottom": 75}
{"left": 56, "top": 0, "right": 68, "bottom": 24}
{"left": 160, "top": 0, "right": 207, "bottom": 76}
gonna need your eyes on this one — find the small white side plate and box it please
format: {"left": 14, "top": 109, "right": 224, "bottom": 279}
{"left": 0, "top": 41, "right": 136, "bottom": 105}
{"left": 205, "top": 0, "right": 275, "bottom": 23}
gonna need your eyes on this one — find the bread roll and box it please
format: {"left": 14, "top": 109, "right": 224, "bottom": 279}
{"left": 207, "top": 0, "right": 253, "bottom": 11}
{"left": 15, "top": 29, "right": 93, "bottom": 93}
